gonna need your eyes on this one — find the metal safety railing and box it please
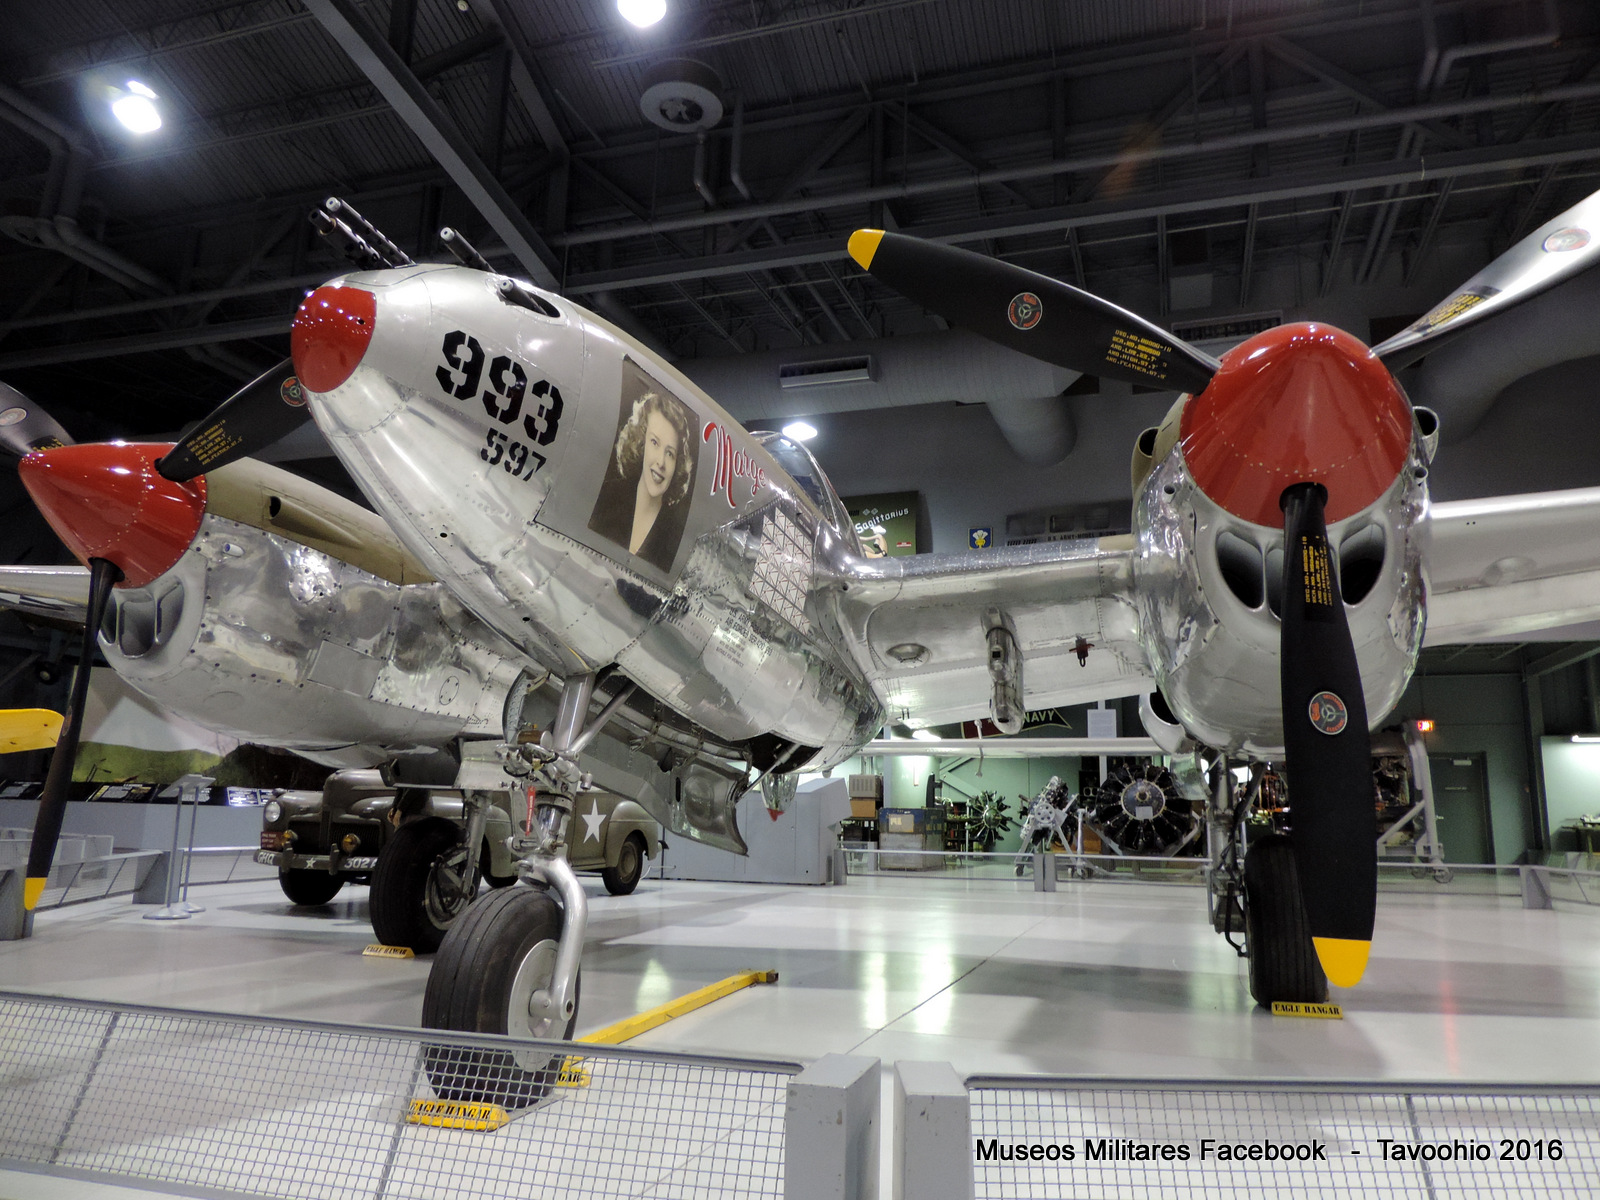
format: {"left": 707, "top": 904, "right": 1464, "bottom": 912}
{"left": 0, "top": 991, "right": 802, "bottom": 1200}
{"left": 839, "top": 848, "right": 1600, "bottom": 909}
{"left": 892, "top": 1063, "right": 1600, "bottom": 1199}
{"left": 963, "top": 1076, "right": 1600, "bottom": 1200}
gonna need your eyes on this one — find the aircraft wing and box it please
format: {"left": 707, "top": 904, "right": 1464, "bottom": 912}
{"left": 1425, "top": 486, "right": 1600, "bottom": 643}
{"left": 0, "top": 566, "right": 91, "bottom": 627}
{"left": 838, "top": 536, "right": 1152, "bottom": 727}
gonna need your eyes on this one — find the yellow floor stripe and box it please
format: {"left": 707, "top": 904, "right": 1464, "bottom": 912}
{"left": 575, "top": 969, "right": 778, "bottom": 1046}
{"left": 557, "top": 969, "right": 779, "bottom": 1090}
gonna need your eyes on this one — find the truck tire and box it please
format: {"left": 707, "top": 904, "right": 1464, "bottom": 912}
{"left": 601, "top": 833, "right": 646, "bottom": 896}
{"left": 421, "top": 885, "right": 579, "bottom": 1108}
{"left": 370, "top": 817, "right": 473, "bottom": 953}
{"left": 279, "top": 868, "right": 343, "bottom": 906}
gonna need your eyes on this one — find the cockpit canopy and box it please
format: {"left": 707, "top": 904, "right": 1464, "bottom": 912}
{"left": 749, "top": 431, "right": 858, "bottom": 551}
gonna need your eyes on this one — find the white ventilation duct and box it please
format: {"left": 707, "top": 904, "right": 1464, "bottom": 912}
{"left": 1407, "top": 267, "right": 1600, "bottom": 442}
{"left": 681, "top": 329, "right": 1081, "bottom": 464}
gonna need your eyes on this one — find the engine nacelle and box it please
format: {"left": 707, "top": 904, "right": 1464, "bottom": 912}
{"left": 1131, "top": 449, "right": 1426, "bottom": 758}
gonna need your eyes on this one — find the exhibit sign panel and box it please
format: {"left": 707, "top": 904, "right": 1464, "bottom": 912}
{"left": 842, "top": 491, "right": 919, "bottom": 557}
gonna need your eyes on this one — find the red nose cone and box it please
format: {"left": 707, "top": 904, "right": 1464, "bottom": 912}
{"left": 291, "top": 285, "right": 376, "bottom": 392}
{"left": 1179, "top": 322, "right": 1411, "bottom": 528}
{"left": 19, "top": 443, "right": 205, "bottom": 588}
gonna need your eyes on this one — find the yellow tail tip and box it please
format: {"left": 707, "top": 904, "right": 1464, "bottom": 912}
{"left": 23, "top": 876, "right": 46, "bottom": 911}
{"left": 847, "top": 229, "right": 885, "bottom": 270}
{"left": 1312, "top": 937, "right": 1371, "bottom": 988}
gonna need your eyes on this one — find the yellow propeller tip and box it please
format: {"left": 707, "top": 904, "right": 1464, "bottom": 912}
{"left": 848, "top": 229, "right": 885, "bottom": 270}
{"left": 22, "top": 876, "right": 46, "bottom": 911}
{"left": 1312, "top": 936, "right": 1371, "bottom": 988}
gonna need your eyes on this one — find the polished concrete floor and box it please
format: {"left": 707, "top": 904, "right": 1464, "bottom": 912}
{"left": 5, "top": 867, "right": 1600, "bottom": 1083}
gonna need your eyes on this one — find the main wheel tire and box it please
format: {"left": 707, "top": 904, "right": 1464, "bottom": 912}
{"left": 601, "top": 833, "right": 646, "bottom": 896}
{"left": 1244, "top": 833, "right": 1328, "bottom": 1007}
{"left": 279, "top": 868, "right": 343, "bottom": 906}
{"left": 369, "top": 817, "right": 474, "bottom": 953}
{"left": 421, "top": 885, "right": 580, "bottom": 1108}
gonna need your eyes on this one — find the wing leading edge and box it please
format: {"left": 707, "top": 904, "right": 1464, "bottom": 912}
{"left": 1425, "top": 486, "right": 1600, "bottom": 643}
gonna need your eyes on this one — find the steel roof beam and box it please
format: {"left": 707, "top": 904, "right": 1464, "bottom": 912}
{"left": 556, "top": 134, "right": 1600, "bottom": 293}
{"left": 0, "top": 317, "right": 290, "bottom": 370}
{"left": 548, "top": 81, "right": 1600, "bottom": 250}
{"left": 301, "top": 0, "right": 561, "bottom": 289}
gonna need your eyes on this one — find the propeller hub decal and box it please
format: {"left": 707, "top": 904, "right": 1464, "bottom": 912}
{"left": 280, "top": 377, "right": 306, "bottom": 407}
{"left": 1007, "top": 292, "right": 1043, "bottom": 330}
{"left": 1542, "top": 227, "right": 1590, "bottom": 253}
{"left": 0, "top": 408, "right": 25, "bottom": 427}
{"left": 1308, "top": 691, "right": 1348, "bottom": 736}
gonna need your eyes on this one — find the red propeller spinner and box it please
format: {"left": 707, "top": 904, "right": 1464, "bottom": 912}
{"left": 1179, "top": 323, "right": 1413, "bottom": 528}
{"left": 19, "top": 443, "right": 205, "bottom": 588}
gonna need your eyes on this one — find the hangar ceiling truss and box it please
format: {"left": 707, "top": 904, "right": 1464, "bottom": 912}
{"left": 0, "top": 0, "right": 1598, "bottom": 418}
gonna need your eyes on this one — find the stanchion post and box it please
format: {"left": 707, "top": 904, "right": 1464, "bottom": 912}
{"left": 893, "top": 1061, "right": 972, "bottom": 1200}
{"left": 144, "top": 781, "right": 196, "bottom": 922}
{"left": 1033, "top": 851, "right": 1057, "bottom": 892}
{"left": 176, "top": 774, "right": 213, "bottom": 914}
{"left": 784, "top": 1054, "right": 879, "bottom": 1200}
{"left": 1521, "top": 864, "right": 1554, "bottom": 910}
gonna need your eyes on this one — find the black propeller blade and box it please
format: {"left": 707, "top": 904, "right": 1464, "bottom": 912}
{"left": 21, "top": 556, "right": 120, "bottom": 923}
{"left": 1373, "top": 185, "right": 1600, "bottom": 371}
{"left": 1278, "top": 482, "right": 1376, "bottom": 988}
{"left": 0, "top": 381, "right": 74, "bottom": 459}
{"left": 156, "top": 357, "right": 309, "bottom": 483}
{"left": 847, "top": 229, "right": 1220, "bottom": 393}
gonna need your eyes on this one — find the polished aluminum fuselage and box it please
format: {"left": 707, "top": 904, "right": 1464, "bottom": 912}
{"left": 305, "top": 265, "right": 883, "bottom": 770}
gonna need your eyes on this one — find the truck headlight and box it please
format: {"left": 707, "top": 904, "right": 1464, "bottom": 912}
{"left": 263, "top": 800, "right": 282, "bottom": 824}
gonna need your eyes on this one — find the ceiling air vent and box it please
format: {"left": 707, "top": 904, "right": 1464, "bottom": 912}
{"left": 778, "top": 355, "right": 874, "bottom": 389}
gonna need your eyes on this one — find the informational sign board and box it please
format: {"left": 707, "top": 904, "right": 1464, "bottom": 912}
{"left": 842, "top": 492, "right": 918, "bottom": 557}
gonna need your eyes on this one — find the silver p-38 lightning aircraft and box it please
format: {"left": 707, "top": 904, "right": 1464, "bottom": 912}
{"left": 11, "top": 187, "right": 1600, "bottom": 1104}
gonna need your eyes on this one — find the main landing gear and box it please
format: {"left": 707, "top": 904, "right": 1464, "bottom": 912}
{"left": 420, "top": 674, "right": 611, "bottom": 1107}
{"left": 1208, "top": 759, "right": 1328, "bottom": 1007}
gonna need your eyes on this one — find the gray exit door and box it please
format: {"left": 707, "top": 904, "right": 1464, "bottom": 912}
{"left": 1428, "top": 753, "right": 1495, "bottom": 864}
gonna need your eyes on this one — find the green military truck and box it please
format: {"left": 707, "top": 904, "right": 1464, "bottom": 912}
{"left": 256, "top": 766, "right": 660, "bottom": 951}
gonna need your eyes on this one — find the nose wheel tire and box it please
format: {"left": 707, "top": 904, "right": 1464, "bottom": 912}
{"left": 278, "top": 868, "right": 343, "bottom": 906}
{"left": 369, "top": 817, "right": 476, "bottom": 953}
{"left": 422, "top": 885, "right": 580, "bottom": 1108}
{"left": 1243, "top": 833, "right": 1328, "bottom": 1007}
{"left": 602, "top": 833, "right": 646, "bottom": 896}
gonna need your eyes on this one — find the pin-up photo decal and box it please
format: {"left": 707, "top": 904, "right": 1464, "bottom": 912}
{"left": 587, "top": 360, "right": 698, "bottom": 573}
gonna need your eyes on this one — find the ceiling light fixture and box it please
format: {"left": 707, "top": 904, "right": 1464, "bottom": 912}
{"left": 111, "top": 81, "right": 162, "bottom": 133}
{"left": 782, "top": 421, "right": 817, "bottom": 442}
{"left": 618, "top": 0, "right": 666, "bottom": 27}
{"left": 911, "top": 729, "right": 940, "bottom": 742}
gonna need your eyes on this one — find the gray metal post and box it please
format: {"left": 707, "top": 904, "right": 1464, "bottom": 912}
{"left": 784, "top": 1053, "right": 879, "bottom": 1200}
{"left": 1032, "top": 851, "right": 1056, "bottom": 892}
{"left": 893, "top": 1061, "right": 972, "bottom": 1200}
{"left": 132, "top": 853, "right": 170, "bottom": 904}
{"left": 832, "top": 844, "right": 848, "bottom": 886}
{"left": 143, "top": 787, "right": 191, "bottom": 922}
{"left": 1521, "top": 864, "right": 1554, "bottom": 909}
{"left": 0, "top": 867, "right": 23, "bottom": 940}
{"left": 176, "top": 774, "right": 213, "bottom": 914}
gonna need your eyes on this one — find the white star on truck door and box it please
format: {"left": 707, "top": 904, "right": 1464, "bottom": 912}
{"left": 581, "top": 799, "right": 605, "bottom": 843}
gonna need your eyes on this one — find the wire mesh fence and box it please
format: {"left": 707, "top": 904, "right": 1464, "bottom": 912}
{"left": 0, "top": 991, "right": 799, "bottom": 1200}
{"left": 967, "top": 1077, "right": 1600, "bottom": 1199}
